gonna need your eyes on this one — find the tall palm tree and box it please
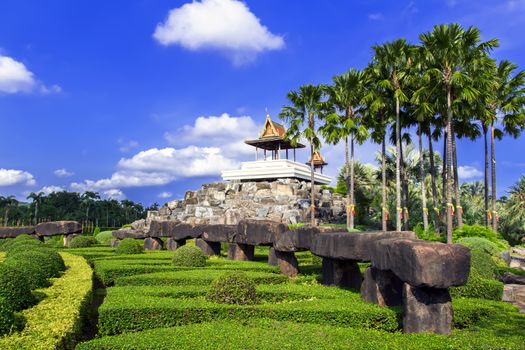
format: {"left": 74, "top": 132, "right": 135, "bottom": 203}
{"left": 419, "top": 23, "right": 498, "bottom": 243}
{"left": 27, "top": 192, "right": 45, "bottom": 225}
{"left": 372, "top": 39, "right": 414, "bottom": 231}
{"left": 321, "top": 69, "right": 367, "bottom": 230}
{"left": 280, "top": 84, "right": 329, "bottom": 226}
{"left": 486, "top": 60, "right": 525, "bottom": 232}
{"left": 1, "top": 196, "right": 18, "bottom": 226}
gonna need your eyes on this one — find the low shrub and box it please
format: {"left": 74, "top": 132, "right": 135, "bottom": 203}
{"left": 69, "top": 236, "right": 98, "bottom": 248}
{"left": 77, "top": 317, "right": 525, "bottom": 350}
{"left": 115, "top": 238, "right": 143, "bottom": 255}
{"left": 456, "top": 237, "right": 501, "bottom": 256}
{"left": 0, "top": 297, "right": 15, "bottom": 336}
{"left": 172, "top": 246, "right": 207, "bottom": 267}
{"left": 0, "top": 263, "right": 36, "bottom": 311}
{"left": 6, "top": 249, "right": 65, "bottom": 278}
{"left": 206, "top": 272, "right": 258, "bottom": 305}
{"left": 4, "top": 239, "right": 43, "bottom": 255}
{"left": 3, "top": 255, "right": 51, "bottom": 290}
{"left": 469, "top": 249, "right": 498, "bottom": 279}
{"left": 450, "top": 276, "right": 504, "bottom": 301}
{"left": 453, "top": 225, "right": 508, "bottom": 251}
{"left": 95, "top": 231, "right": 114, "bottom": 246}
{"left": 14, "top": 234, "right": 35, "bottom": 242}
{"left": 0, "top": 253, "right": 93, "bottom": 349}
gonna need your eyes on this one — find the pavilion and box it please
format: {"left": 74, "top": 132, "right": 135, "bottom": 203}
{"left": 222, "top": 114, "right": 332, "bottom": 184}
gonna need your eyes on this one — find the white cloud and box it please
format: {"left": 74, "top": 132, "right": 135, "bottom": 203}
{"left": 368, "top": 13, "right": 383, "bottom": 21}
{"left": 458, "top": 165, "right": 483, "bottom": 180}
{"left": 71, "top": 146, "right": 239, "bottom": 192}
{"left": 0, "top": 55, "right": 35, "bottom": 93}
{"left": 38, "top": 185, "right": 66, "bottom": 195}
{"left": 153, "top": 0, "right": 285, "bottom": 64}
{"left": 0, "top": 54, "right": 61, "bottom": 94}
{"left": 54, "top": 168, "right": 74, "bottom": 177}
{"left": 103, "top": 189, "right": 126, "bottom": 201}
{"left": 0, "top": 168, "right": 36, "bottom": 186}
{"left": 158, "top": 191, "right": 173, "bottom": 199}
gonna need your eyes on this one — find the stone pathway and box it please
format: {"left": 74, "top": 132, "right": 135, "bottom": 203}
{"left": 503, "top": 284, "right": 525, "bottom": 313}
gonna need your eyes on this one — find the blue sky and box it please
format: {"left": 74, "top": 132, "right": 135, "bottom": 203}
{"left": 0, "top": 0, "right": 524, "bottom": 205}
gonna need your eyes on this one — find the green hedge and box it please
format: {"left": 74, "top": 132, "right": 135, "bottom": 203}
{"left": 114, "top": 270, "right": 288, "bottom": 287}
{"left": 0, "top": 263, "right": 36, "bottom": 311}
{"left": 69, "top": 236, "right": 98, "bottom": 248}
{"left": 115, "top": 238, "right": 144, "bottom": 255}
{"left": 172, "top": 246, "right": 207, "bottom": 267}
{"left": 450, "top": 276, "right": 504, "bottom": 301}
{"left": 207, "top": 271, "right": 258, "bottom": 305}
{"left": 95, "top": 231, "right": 114, "bottom": 246}
{"left": 0, "top": 297, "right": 15, "bottom": 336}
{"left": 78, "top": 318, "right": 525, "bottom": 350}
{"left": 2, "top": 254, "right": 51, "bottom": 290}
{"left": 0, "top": 253, "right": 93, "bottom": 350}
{"left": 94, "top": 262, "right": 174, "bottom": 286}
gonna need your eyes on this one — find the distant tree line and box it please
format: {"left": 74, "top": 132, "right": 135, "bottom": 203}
{"left": 0, "top": 191, "right": 157, "bottom": 228}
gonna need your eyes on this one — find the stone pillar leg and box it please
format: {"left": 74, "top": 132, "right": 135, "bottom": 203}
{"left": 402, "top": 283, "right": 452, "bottom": 334}
{"left": 360, "top": 267, "right": 403, "bottom": 307}
{"left": 228, "top": 243, "right": 254, "bottom": 261}
{"left": 144, "top": 237, "right": 164, "bottom": 250}
{"left": 63, "top": 233, "right": 78, "bottom": 247}
{"left": 110, "top": 238, "right": 121, "bottom": 248}
{"left": 167, "top": 238, "right": 186, "bottom": 251}
{"left": 196, "top": 238, "right": 221, "bottom": 256}
{"left": 268, "top": 247, "right": 278, "bottom": 266}
{"left": 32, "top": 234, "right": 44, "bottom": 242}
{"left": 275, "top": 250, "right": 299, "bottom": 277}
{"left": 322, "top": 258, "right": 362, "bottom": 289}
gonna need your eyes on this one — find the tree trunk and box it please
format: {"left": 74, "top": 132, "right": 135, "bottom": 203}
{"left": 309, "top": 112, "right": 316, "bottom": 226}
{"left": 483, "top": 125, "right": 490, "bottom": 227}
{"left": 34, "top": 202, "right": 38, "bottom": 226}
{"left": 427, "top": 132, "right": 440, "bottom": 233}
{"left": 418, "top": 124, "right": 429, "bottom": 231}
{"left": 350, "top": 134, "right": 355, "bottom": 230}
{"left": 382, "top": 123, "right": 387, "bottom": 232}
{"left": 451, "top": 128, "right": 463, "bottom": 227}
{"left": 3, "top": 208, "right": 7, "bottom": 227}
{"left": 400, "top": 138, "right": 409, "bottom": 230}
{"left": 395, "top": 96, "right": 402, "bottom": 231}
{"left": 442, "top": 130, "right": 447, "bottom": 212}
{"left": 446, "top": 87, "right": 454, "bottom": 243}
{"left": 345, "top": 136, "right": 351, "bottom": 230}
{"left": 491, "top": 123, "right": 497, "bottom": 232}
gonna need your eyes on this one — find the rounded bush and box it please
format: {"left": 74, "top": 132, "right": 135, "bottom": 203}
{"left": 172, "top": 245, "right": 207, "bottom": 267}
{"left": 470, "top": 249, "right": 498, "bottom": 279}
{"left": 5, "top": 240, "right": 45, "bottom": 255}
{"left": 450, "top": 276, "right": 503, "bottom": 300}
{"left": 3, "top": 238, "right": 42, "bottom": 253}
{"left": 69, "top": 235, "right": 98, "bottom": 248}
{"left": 206, "top": 271, "right": 258, "bottom": 305}
{"left": 115, "top": 238, "right": 144, "bottom": 255}
{"left": 95, "top": 231, "right": 114, "bottom": 246}
{"left": 14, "top": 234, "right": 35, "bottom": 242}
{"left": 457, "top": 237, "right": 501, "bottom": 256}
{"left": 6, "top": 249, "right": 65, "bottom": 279}
{"left": 0, "top": 263, "right": 36, "bottom": 311}
{"left": 0, "top": 297, "right": 15, "bottom": 336}
{"left": 3, "top": 256, "right": 50, "bottom": 290}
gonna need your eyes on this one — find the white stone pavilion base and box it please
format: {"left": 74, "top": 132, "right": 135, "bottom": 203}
{"left": 222, "top": 159, "right": 332, "bottom": 185}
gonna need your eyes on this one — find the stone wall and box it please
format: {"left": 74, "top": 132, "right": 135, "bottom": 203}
{"left": 151, "top": 179, "right": 346, "bottom": 226}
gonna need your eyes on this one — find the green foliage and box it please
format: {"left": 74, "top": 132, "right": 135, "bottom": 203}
{"left": 414, "top": 224, "right": 444, "bottom": 242}
{"left": 93, "top": 226, "right": 101, "bottom": 235}
{"left": 450, "top": 276, "right": 503, "bottom": 301}
{"left": 287, "top": 223, "right": 305, "bottom": 230}
{"left": 121, "top": 224, "right": 131, "bottom": 229}
{"left": 0, "top": 297, "right": 14, "bottom": 336}
{"left": 3, "top": 238, "right": 43, "bottom": 254}
{"left": 469, "top": 249, "right": 498, "bottom": 279}
{"left": 456, "top": 237, "right": 501, "bottom": 256}
{"left": 95, "top": 231, "right": 114, "bottom": 246}
{"left": 69, "top": 235, "right": 98, "bottom": 248}
{"left": 172, "top": 246, "right": 207, "bottom": 267}
{"left": 453, "top": 225, "right": 506, "bottom": 249}
{"left": 0, "top": 263, "right": 36, "bottom": 311}
{"left": 0, "top": 253, "right": 93, "bottom": 350}
{"left": 206, "top": 272, "right": 258, "bottom": 305}
{"left": 115, "top": 238, "right": 144, "bottom": 255}
{"left": 6, "top": 248, "right": 65, "bottom": 278}
{"left": 3, "top": 254, "right": 51, "bottom": 290}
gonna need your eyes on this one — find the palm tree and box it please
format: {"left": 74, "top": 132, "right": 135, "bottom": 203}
{"left": 486, "top": 60, "right": 525, "bottom": 232}
{"left": 1, "top": 196, "right": 18, "bottom": 226}
{"left": 280, "top": 84, "right": 329, "bottom": 225}
{"left": 81, "top": 191, "right": 100, "bottom": 226}
{"left": 27, "top": 192, "right": 45, "bottom": 225}
{"left": 321, "top": 69, "right": 367, "bottom": 230}
{"left": 372, "top": 39, "right": 414, "bottom": 231}
{"left": 419, "top": 23, "right": 498, "bottom": 243}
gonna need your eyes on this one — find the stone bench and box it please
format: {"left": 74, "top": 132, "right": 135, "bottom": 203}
{"left": 0, "top": 221, "right": 82, "bottom": 246}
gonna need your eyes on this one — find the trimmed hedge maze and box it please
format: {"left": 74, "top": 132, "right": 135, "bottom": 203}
{"left": 72, "top": 245, "right": 525, "bottom": 349}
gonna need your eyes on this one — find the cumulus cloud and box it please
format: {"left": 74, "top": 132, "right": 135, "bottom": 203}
{"left": 153, "top": 0, "right": 285, "bottom": 64}
{"left": 54, "top": 168, "right": 74, "bottom": 177}
{"left": 165, "top": 113, "right": 260, "bottom": 157}
{"left": 0, "top": 54, "right": 60, "bottom": 94}
{"left": 71, "top": 146, "right": 239, "bottom": 192}
{"left": 458, "top": 165, "right": 483, "bottom": 179}
{"left": 103, "top": 189, "right": 126, "bottom": 201}
{"left": 0, "top": 168, "right": 36, "bottom": 186}
{"left": 158, "top": 191, "right": 173, "bottom": 199}
{"left": 38, "top": 185, "right": 66, "bottom": 195}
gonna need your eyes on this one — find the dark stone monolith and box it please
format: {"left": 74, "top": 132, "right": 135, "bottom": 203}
{"left": 322, "top": 258, "right": 362, "bottom": 289}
